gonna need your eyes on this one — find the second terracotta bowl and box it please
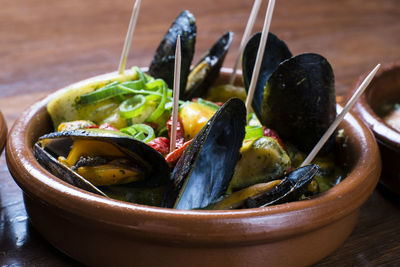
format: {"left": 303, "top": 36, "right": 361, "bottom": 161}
{"left": 0, "top": 111, "right": 7, "bottom": 155}
{"left": 7, "top": 69, "right": 381, "bottom": 266}
{"left": 349, "top": 62, "right": 400, "bottom": 195}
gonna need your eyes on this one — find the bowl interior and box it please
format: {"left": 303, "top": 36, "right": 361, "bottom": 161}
{"left": 356, "top": 64, "right": 400, "bottom": 150}
{"left": 0, "top": 111, "right": 7, "bottom": 154}
{"left": 365, "top": 65, "right": 400, "bottom": 113}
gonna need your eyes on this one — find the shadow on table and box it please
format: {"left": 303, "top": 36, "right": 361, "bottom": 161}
{"left": 377, "top": 183, "right": 400, "bottom": 205}
{"left": 0, "top": 196, "right": 82, "bottom": 266}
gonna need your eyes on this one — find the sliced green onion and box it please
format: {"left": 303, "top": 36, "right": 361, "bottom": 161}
{"left": 135, "top": 132, "right": 146, "bottom": 140}
{"left": 144, "top": 75, "right": 154, "bottom": 84}
{"left": 119, "top": 95, "right": 146, "bottom": 118}
{"left": 120, "top": 79, "right": 145, "bottom": 91}
{"left": 117, "top": 84, "right": 164, "bottom": 97}
{"left": 146, "top": 80, "right": 168, "bottom": 122}
{"left": 145, "top": 94, "right": 161, "bottom": 102}
{"left": 245, "top": 125, "right": 264, "bottom": 140}
{"left": 78, "top": 81, "right": 137, "bottom": 104}
{"left": 167, "top": 89, "right": 173, "bottom": 97}
{"left": 145, "top": 79, "right": 166, "bottom": 92}
{"left": 120, "top": 124, "right": 155, "bottom": 143}
{"left": 134, "top": 66, "right": 147, "bottom": 83}
{"left": 121, "top": 126, "right": 138, "bottom": 136}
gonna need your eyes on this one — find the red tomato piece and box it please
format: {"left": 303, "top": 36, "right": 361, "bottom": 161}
{"left": 165, "top": 140, "right": 192, "bottom": 169}
{"left": 147, "top": 137, "right": 170, "bottom": 155}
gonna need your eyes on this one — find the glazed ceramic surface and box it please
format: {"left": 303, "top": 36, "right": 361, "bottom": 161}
{"left": 6, "top": 70, "right": 381, "bottom": 267}
{"left": 0, "top": 111, "right": 7, "bottom": 155}
{"left": 349, "top": 63, "right": 400, "bottom": 195}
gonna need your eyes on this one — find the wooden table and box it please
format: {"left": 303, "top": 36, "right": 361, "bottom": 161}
{"left": 1, "top": 0, "right": 399, "bottom": 265}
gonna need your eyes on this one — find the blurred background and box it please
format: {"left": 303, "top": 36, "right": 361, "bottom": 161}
{"left": 1, "top": 0, "right": 399, "bottom": 101}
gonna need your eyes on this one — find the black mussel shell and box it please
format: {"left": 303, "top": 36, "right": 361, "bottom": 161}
{"left": 162, "top": 98, "right": 246, "bottom": 210}
{"left": 240, "top": 165, "right": 319, "bottom": 209}
{"left": 261, "top": 53, "right": 336, "bottom": 154}
{"left": 34, "top": 143, "right": 108, "bottom": 196}
{"left": 37, "top": 129, "right": 170, "bottom": 188}
{"left": 149, "top": 10, "right": 196, "bottom": 94}
{"left": 183, "top": 31, "right": 233, "bottom": 100}
{"left": 242, "top": 32, "right": 292, "bottom": 119}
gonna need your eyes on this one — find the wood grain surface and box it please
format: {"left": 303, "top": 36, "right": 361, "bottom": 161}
{"left": 0, "top": 0, "right": 399, "bottom": 265}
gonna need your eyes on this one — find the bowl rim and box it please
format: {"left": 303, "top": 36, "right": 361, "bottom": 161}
{"left": 350, "top": 62, "right": 400, "bottom": 151}
{"left": 0, "top": 110, "right": 7, "bottom": 154}
{"left": 6, "top": 68, "right": 381, "bottom": 244}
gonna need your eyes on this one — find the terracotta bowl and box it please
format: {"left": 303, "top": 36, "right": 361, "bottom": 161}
{"left": 6, "top": 69, "right": 381, "bottom": 266}
{"left": 0, "top": 110, "right": 7, "bottom": 155}
{"left": 349, "top": 63, "right": 400, "bottom": 195}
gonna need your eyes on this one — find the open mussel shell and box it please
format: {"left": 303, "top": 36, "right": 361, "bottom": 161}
{"left": 184, "top": 31, "right": 233, "bottom": 100}
{"left": 261, "top": 53, "right": 336, "bottom": 153}
{"left": 149, "top": 10, "right": 196, "bottom": 93}
{"left": 36, "top": 129, "right": 170, "bottom": 188}
{"left": 34, "top": 143, "right": 108, "bottom": 197}
{"left": 240, "top": 164, "right": 319, "bottom": 209}
{"left": 242, "top": 32, "right": 292, "bottom": 119}
{"left": 162, "top": 98, "right": 246, "bottom": 210}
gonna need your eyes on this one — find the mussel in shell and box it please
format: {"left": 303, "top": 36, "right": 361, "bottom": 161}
{"left": 206, "top": 180, "right": 282, "bottom": 210}
{"left": 241, "top": 165, "right": 319, "bottom": 208}
{"left": 207, "top": 165, "right": 318, "bottom": 209}
{"left": 234, "top": 165, "right": 319, "bottom": 209}
{"left": 261, "top": 53, "right": 336, "bottom": 153}
{"left": 34, "top": 129, "right": 170, "bottom": 192}
{"left": 184, "top": 31, "right": 233, "bottom": 100}
{"left": 162, "top": 98, "right": 246, "bottom": 210}
{"left": 242, "top": 32, "right": 292, "bottom": 119}
{"left": 149, "top": 10, "right": 196, "bottom": 94}
{"left": 34, "top": 142, "right": 108, "bottom": 197}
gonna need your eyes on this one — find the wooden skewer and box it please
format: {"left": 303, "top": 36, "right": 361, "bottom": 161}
{"left": 228, "top": 0, "right": 262, "bottom": 85}
{"left": 244, "top": 0, "right": 276, "bottom": 115}
{"left": 118, "top": 0, "right": 142, "bottom": 74}
{"left": 300, "top": 64, "right": 381, "bottom": 167}
{"left": 170, "top": 35, "right": 181, "bottom": 153}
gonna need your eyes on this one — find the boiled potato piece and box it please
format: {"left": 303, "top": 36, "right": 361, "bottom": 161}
{"left": 228, "top": 136, "right": 291, "bottom": 192}
{"left": 47, "top": 69, "right": 138, "bottom": 130}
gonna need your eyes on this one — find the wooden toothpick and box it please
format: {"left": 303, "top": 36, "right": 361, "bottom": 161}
{"left": 170, "top": 35, "right": 181, "bottom": 153}
{"left": 301, "top": 64, "right": 381, "bottom": 167}
{"left": 118, "top": 0, "right": 142, "bottom": 74}
{"left": 229, "top": 0, "right": 262, "bottom": 85}
{"left": 244, "top": 0, "right": 276, "bottom": 114}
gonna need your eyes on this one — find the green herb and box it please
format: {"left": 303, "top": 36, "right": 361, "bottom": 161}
{"left": 120, "top": 124, "right": 155, "bottom": 143}
{"left": 119, "top": 95, "right": 146, "bottom": 118}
